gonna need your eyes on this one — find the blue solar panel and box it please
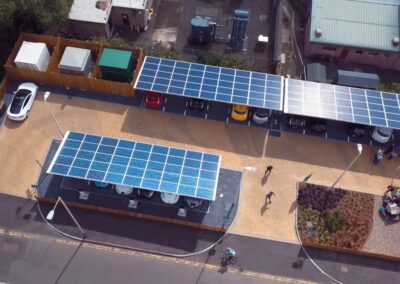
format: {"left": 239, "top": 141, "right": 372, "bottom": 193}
{"left": 47, "top": 131, "right": 221, "bottom": 201}
{"left": 284, "top": 78, "right": 400, "bottom": 130}
{"left": 134, "top": 56, "right": 284, "bottom": 111}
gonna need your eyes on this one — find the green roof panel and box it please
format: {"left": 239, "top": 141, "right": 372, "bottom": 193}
{"left": 310, "top": 0, "right": 400, "bottom": 52}
{"left": 99, "top": 48, "right": 133, "bottom": 70}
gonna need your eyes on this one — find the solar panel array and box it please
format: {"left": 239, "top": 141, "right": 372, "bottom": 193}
{"left": 135, "top": 56, "right": 284, "bottom": 110}
{"left": 284, "top": 79, "right": 400, "bottom": 129}
{"left": 47, "top": 131, "right": 221, "bottom": 201}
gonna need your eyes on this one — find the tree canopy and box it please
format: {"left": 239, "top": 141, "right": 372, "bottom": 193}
{"left": 0, "top": 0, "right": 72, "bottom": 38}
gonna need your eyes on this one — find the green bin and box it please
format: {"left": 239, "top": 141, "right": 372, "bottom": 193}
{"left": 99, "top": 48, "right": 136, "bottom": 82}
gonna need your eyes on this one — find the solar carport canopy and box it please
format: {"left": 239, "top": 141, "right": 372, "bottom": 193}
{"left": 135, "top": 56, "right": 284, "bottom": 110}
{"left": 47, "top": 131, "right": 221, "bottom": 201}
{"left": 284, "top": 79, "right": 400, "bottom": 129}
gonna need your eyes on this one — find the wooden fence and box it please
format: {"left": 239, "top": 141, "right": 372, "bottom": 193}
{"left": 4, "top": 33, "right": 144, "bottom": 97}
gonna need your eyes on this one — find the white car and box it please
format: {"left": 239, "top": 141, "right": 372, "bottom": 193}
{"left": 7, "top": 82, "right": 38, "bottom": 121}
{"left": 252, "top": 108, "right": 269, "bottom": 124}
{"left": 115, "top": 185, "right": 134, "bottom": 195}
{"left": 161, "top": 192, "right": 180, "bottom": 204}
{"left": 371, "top": 126, "right": 393, "bottom": 144}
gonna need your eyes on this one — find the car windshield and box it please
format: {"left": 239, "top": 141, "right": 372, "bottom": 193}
{"left": 234, "top": 105, "right": 247, "bottom": 115}
{"left": 377, "top": 129, "right": 391, "bottom": 137}
{"left": 148, "top": 95, "right": 159, "bottom": 102}
{"left": 255, "top": 109, "right": 268, "bottom": 117}
{"left": 10, "top": 90, "right": 30, "bottom": 113}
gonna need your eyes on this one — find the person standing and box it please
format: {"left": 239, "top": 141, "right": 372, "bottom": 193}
{"left": 265, "top": 191, "right": 275, "bottom": 204}
{"left": 373, "top": 148, "right": 384, "bottom": 165}
{"left": 265, "top": 165, "right": 273, "bottom": 176}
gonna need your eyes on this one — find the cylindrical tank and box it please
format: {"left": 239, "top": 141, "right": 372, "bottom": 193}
{"left": 191, "top": 16, "right": 215, "bottom": 44}
{"left": 231, "top": 10, "right": 249, "bottom": 51}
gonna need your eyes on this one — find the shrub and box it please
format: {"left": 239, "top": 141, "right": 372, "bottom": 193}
{"left": 322, "top": 210, "right": 347, "bottom": 233}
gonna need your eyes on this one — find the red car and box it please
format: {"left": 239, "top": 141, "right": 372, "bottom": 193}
{"left": 145, "top": 92, "right": 164, "bottom": 108}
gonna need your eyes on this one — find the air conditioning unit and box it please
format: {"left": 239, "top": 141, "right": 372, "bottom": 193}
{"left": 315, "top": 27, "right": 323, "bottom": 37}
{"left": 393, "top": 36, "right": 400, "bottom": 46}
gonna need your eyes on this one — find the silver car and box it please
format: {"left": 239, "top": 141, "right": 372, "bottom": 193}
{"left": 252, "top": 108, "right": 269, "bottom": 124}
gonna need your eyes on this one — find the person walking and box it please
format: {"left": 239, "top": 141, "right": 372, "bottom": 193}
{"left": 265, "top": 165, "right": 273, "bottom": 176}
{"left": 373, "top": 148, "right": 384, "bottom": 165}
{"left": 265, "top": 191, "right": 275, "bottom": 204}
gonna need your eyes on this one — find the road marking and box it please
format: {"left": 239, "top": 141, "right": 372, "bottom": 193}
{"left": 0, "top": 227, "right": 316, "bottom": 284}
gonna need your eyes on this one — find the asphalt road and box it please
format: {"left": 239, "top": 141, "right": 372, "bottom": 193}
{"left": 0, "top": 231, "right": 285, "bottom": 284}
{"left": 1, "top": 194, "right": 400, "bottom": 284}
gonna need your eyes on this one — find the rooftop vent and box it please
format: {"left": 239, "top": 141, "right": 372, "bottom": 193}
{"left": 95, "top": 0, "right": 110, "bottom": 11}
{"left": 393, "top": 36, "right": 400, "bottom": 46}
{"left": 315, "top": 27, "right": 323, "bottom": 37}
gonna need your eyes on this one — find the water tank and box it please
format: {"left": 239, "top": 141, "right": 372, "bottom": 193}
{"left": 190, "top": 16, "right": 216, "bottom": 44}
{"left": 231, "top": 10, "right": 249, "bottom": 51}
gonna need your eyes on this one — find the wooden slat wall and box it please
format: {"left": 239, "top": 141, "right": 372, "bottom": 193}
{"left": 4, "top": 33, "right": 144, "bottom": 98}
{"left": 0, "top": 76, "right": 10, "bottom": 102}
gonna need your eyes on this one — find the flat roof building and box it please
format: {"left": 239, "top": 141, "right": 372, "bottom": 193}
{"left": 304, "top": 0, "right": 400, "bottom": 71}
{"left": 69, "top": 0, "right": 153, "bottom": 39}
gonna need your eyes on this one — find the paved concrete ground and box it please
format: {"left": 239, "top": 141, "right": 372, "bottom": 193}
{"left": 363, "top": 195, "right": 400, "bottom": 257}
{"left": 0, "top": 89, "right": 399, "bottom": 245}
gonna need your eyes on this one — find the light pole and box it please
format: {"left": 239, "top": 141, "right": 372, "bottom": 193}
{"left": 44, "top": 91, "right": 64, "bottom": 137}
{"left": 46, "top": 197, "right": 86, "bottom": 239}
{"left": 331, "top": 143, "right": 363, "bottom": 188}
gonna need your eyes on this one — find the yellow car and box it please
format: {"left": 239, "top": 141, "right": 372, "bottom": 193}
{"left": 231, "top": 104, "right": 249, "bottom": 122}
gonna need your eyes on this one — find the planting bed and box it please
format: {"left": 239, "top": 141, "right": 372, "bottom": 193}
{"left": 297, "top": 182, "right": 374, "bottom": 250}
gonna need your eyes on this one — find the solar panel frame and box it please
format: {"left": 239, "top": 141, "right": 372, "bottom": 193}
{"left": 134, "top": 56, "right": 284, "bottom": 111}
{"left": 47, "top": 131, "right": 221, "bottom": 201}
{"left": 284, "top": 78, "right": 400, "bottom": 130}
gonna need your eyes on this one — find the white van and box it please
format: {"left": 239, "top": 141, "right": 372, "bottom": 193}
{"left": 371, "top": 127, "right": 393, "bottom": 144}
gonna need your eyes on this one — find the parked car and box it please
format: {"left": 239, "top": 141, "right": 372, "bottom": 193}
{"left": 145, "top": 91, "right": 164, "bottom": 108}
{"left": 184, "top": 196, "right": 203, "bottom": 208}
{"left": 252, "top": 108, "right": 269, "bottom": 124}
{"left": 94, "top": 182, "right": 109, "bottom": 189}
{"left": 161, "top": 192, "right": 180, "bottom": 204}
{"left": 137, "top": 189, "right": 154, "bottom": 199}
{"left": 231, "top": 104, "right": 249, "bottom": 121}
{"left": 348, "top": 124, "right": 367, "bottom": 138}
{"left": 371, "top": 126, "right": 393, "bottom": 144}
{"left": 287, "top": 116, "right": 306, "bottom": 129}
{"left": 7, "top": 82, "right": 38, "bottom": 121}
{"left": 308, "top": 119, "right": 327, "bottom": 134}
{"left": 188, "top": 98, "right": 206, "bottom": 112}
{"left": 115, "top": 185, "right": 134, "bottom": 195}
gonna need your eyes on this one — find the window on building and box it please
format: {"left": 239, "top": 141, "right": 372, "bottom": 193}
{"left": 355, "top": 50, "right": 363, "bottom": 55}
{"left": 383, "top": 53, "right": 390, "bottom": 59}
{"left": 322, "top": 46, "right": 336, "bottom": 52}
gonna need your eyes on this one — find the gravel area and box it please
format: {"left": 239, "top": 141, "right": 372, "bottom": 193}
{"left": 363, "top": 195, "right": 400, "bottom": 257}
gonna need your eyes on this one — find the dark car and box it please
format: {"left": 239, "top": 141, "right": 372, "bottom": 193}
{"left": 348, "top": 124, "right": 367, "bottom": 138}
{"left": 137, "top": 189, "right": 154, "bottom": 199}
{"left": 188, "top": 98, "right": 206, "bottom": 111}
{"left": 287, "top": 116, "right": 306, "bottom": 129}
{"left": 184, "top": 196, "right": 203, "bottom": 208}
{"left": 308, "top": 119, "right": 327, "bottom": 133}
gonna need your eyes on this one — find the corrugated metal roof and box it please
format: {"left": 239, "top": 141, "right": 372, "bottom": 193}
{"left": 310, "top": 0, "right": 400, "bottom": 52}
